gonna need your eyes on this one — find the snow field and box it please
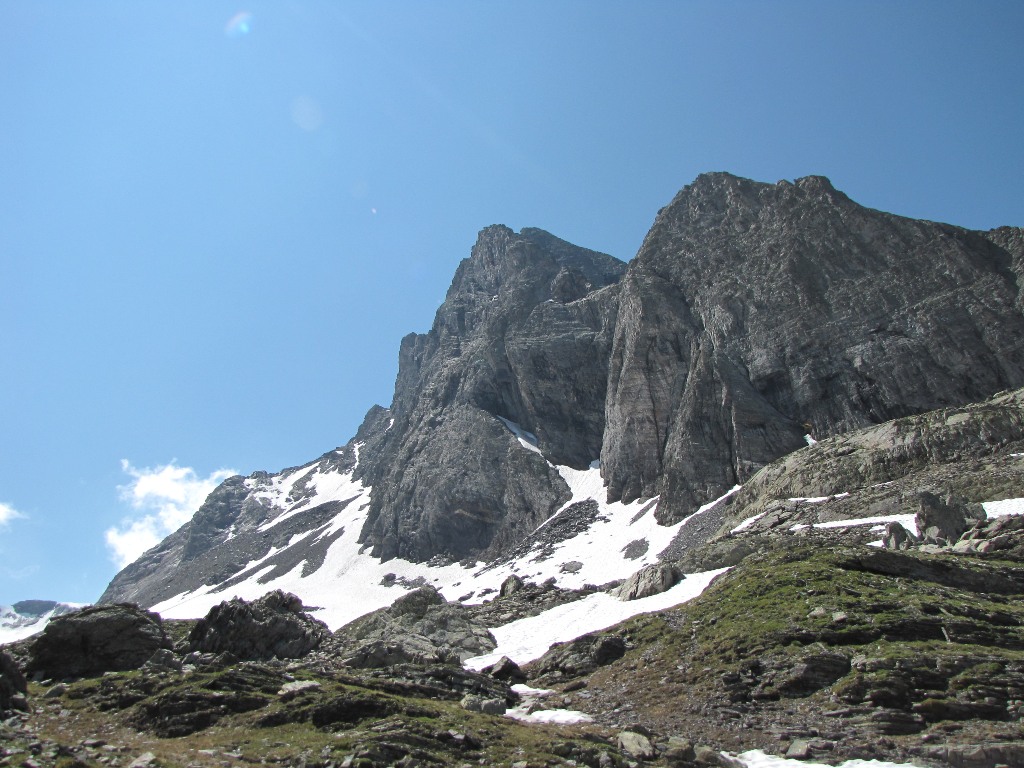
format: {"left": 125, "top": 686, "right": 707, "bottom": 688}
{"left": 735, "top": 752, "right": 920, "bottom": 768}
{"left": 984, "top": 497, "right": 1024, "bottom": 517}
{"left": 464, "top": 568, "right": 729, "bottom": 671}
{"left": 150, "top": 422, "right": 735, "bottom": 633}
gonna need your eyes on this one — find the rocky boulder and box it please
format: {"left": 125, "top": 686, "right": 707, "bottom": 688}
{"left": 527, "top": 632, "right": 626, "bottom": 681}
{"left": 187, "top": 590, "right": 329, "bottom": 660}
{"left": 26, "top": 603, "right": 171, "bottom": 679}
{"left": 914, "top": 492, "right": 985, "bottom": 544}
{"left": 613, "top": 562, "right": 684, "bottom": 601}
{"left": 882, "top": 521, "right": 916, "bottom": 550}
{"left": 483, "top": 655, "right": 527, "bottom": 684}
{"left": 499, "top": 574, "right": 525, "bottom": 597}
{"left": 0, "top": 650, "right": 28, "bottom": 714}
{"left": 331, "top": 585, "right": 496, "bottom": 668}
{"left": 952, "top": 513, "right": 1024, "bottom": 557}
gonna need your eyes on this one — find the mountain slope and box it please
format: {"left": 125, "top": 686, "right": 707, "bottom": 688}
{"left": 100, "top": 173, "right": 1024, "bottom": 616}
{"left": 601, "top": 173, "right": 1024, "bottom": 522}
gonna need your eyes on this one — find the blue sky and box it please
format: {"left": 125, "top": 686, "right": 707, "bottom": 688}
{"left": 1, "top": 1, "right": 1021, "bottom": 604}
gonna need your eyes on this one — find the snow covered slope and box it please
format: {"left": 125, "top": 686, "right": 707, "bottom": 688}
{"left": 150, "top": 418, "right": 742, "bottom": 630}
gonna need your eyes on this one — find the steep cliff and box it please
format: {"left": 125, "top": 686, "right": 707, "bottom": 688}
{"left": 601, "top": 173, "right": 1024, "bottom": 522}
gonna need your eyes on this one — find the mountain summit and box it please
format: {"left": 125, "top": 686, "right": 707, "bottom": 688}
{"left": 100, "top": 173, "right": 1024, "bottom": 615}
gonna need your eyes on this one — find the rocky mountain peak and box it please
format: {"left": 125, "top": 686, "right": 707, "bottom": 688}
{"left": 97, "top": 172, "right": 1024, "bottom": 611}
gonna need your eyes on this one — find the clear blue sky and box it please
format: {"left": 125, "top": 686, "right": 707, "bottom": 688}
{"left": 1, "top": 1, "right": 1021, "bottom": 604}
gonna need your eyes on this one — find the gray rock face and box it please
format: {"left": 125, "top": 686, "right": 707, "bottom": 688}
{"left": 618, "top": 731, "right": 656, "bottom": 760}
{"left": 330, "top": 586, "right": 496, "bottom": 667}
{"left": 882, "top": 522, "right": 915, "bottom": 551}
{"left": 613, "top": 562, "right": 684, "bottom": 601}
{"left": 527, "top": 632, "right": 626, "bottom": 681}
{"left": 354, "top": 226, "right": 625, "bottom": 563}
{"left": 603, "top": 173, "right": 1024, "bottom": 522}
{"left": 459, "top": 693, "right": 506, "bottom": 715}
{"left": 913, "top": 492, "right": 985, "bottom": 544}
{"left": 0, "top": 650, "right": 27, "bottom": 714}
{"left": 953, "top": 514, "right": 1024, "bottom": 557}
{"left": 27, "top": 604, "right": 172, "bottom": 679}
{"left": 187, "top": 590, "right": 329, "bottom": 660}
{"left": 711, "top": 386, "right": 1024, "bottom": 552}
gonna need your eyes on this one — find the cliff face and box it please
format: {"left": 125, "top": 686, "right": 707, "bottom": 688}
{"left": 353, "top": 225, "right": 627, "bottom": 562}
{"left": 100, "top": 173, "right": 1024, "bottom": 607}
{"left": 601, "top": 173, "right": 1024, "bottom": 521}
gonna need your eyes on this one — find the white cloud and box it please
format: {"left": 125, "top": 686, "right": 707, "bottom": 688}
{"left": 105, "top": 460, "right": 236, "bottom": 569}
{"left": 0, "top": 501, "right": 25, "bottom": 527}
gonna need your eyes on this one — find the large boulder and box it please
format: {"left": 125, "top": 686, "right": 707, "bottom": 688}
{"left": 332, "top": 585, "right": 496, "bottom": 668}
{"left": 26, "top": 603, "right": 171, "bottom": 679}
{"left": 915, "top": 492, "right": 985, "bottom": 545}
{"left": 187, "top": 590, "right": 329, "bottom": 660}
{"left": 0, "top": 650, "right": 28, "bottom": 713}
{"left": 527, "top": 632, "right": 626, "bottom": 681}
{"left": 613, "top": 562, "right": 683, "bottom": 601}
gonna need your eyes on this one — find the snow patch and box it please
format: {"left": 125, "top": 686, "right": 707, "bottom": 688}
{"left": 504, "top": 683, "right": 594, "bottom": 724}
{"left": 788, "top": 492, "right": 850, "bottom": 504}
{"left": 790, "top": 513, "right": 918, "bottom": 536}
{"left": 464, "top": 568, "right": 728, "bottom": 670}
{"left": 148, "top": 437, "right": 733, "bottom": 636}
{"left": 984, "top": 497, "right": 1024, "bottom": 518}
{"left": 506, "top": 706, "right": 594, "bottom": 724}
{"left": 496, "top": 416, "right": 542, "bottom": 454}
{"left": 735, "top": 750, "right": 919, "bottom": 768}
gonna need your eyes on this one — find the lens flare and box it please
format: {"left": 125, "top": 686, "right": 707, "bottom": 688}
{"left": 225, "top": 11, "right": 253, "bottom": 38}
{"left": 290, "top": 95, "right": 324, "bottom": 132}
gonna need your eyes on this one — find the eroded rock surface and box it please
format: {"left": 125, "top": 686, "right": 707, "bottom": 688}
{"left": 329, "top": 586, "right": 496, "bottom": 667}
{"left": 26, "top": 604, "right": 171, "bottom": 679}
{"left": 187, "top": 590, "right": 329, "bottom": 661}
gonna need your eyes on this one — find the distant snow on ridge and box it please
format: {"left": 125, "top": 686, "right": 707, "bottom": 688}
{"left": 0, "top": 600, "right": 83, "bottom": 644}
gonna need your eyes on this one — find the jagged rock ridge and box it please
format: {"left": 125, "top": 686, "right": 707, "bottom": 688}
{"left": 100, "top": 173, "right": 1024, "bottom": 609}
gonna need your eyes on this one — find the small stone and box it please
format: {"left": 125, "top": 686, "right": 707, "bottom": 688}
{"left": 459, "top": 694, "right": 506, "bottom": 715}
{"left": 277, "top": 680, "right": 322, "bottom": 697}
{"left": 42, "top": 684, "right": 68, "bottom": 699}
{"left": 618, "top": 731, "right": 655, "bottom": 760}
{"left": 694, "top": 745, "right": 745, "bottom": 767}
{"left": 785, "top": 740, "right": 811, "bottom": 759}
{"left": 128, "top": 753, "right": 157, "bottom": 768}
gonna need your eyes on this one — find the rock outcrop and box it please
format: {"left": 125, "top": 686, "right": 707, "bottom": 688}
{"left": 26, "top": 604, "right": 172, "bottom": 679}
{"left": 330, "top": 586, "right": 496, "bottom": 667}
{"left": 675, "top": 386, "right": 1024, "bottom": 570}
{"left": 353, "top": 226, "right": 626, "bottom": 563}
{"left": 613, "top": 561, "right": 684, "bottom": 601}
{"left": 526, "top": 632, "right": 627, "bottom": 682}
{"left": 601, "top": 174, "right": 1024, "bottom": 522}
{"left": 0, "top": 650, "right": 27, "bottom": 713}
{"left": 187, "top": 591, "right": 329, "bottom": 661}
